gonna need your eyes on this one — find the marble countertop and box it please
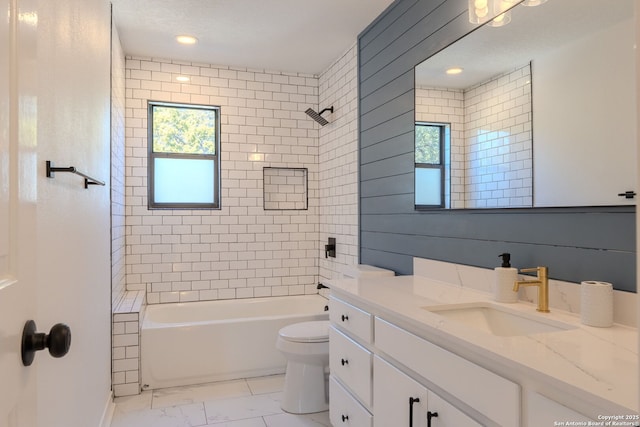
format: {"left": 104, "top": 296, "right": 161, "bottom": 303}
{"left": 326, "top": 275, "right": 638, "bottom": 415}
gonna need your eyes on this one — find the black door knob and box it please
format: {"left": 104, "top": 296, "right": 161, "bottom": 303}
{"left": 21, "top": 320, "right": 71, "bottom": 366}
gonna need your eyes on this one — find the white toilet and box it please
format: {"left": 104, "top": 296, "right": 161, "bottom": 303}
{"left": 276, "top": 320, "right": 330, "bottom": 414}
{"left": 276, "top": 264, "right": 394, "bottom": 414}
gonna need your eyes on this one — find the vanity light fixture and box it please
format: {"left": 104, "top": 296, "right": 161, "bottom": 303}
{"left": 176, "top": 35, "right": 198, "bottom": 45}
{"left": 446, "top": 67, "right": 463, "bottom": 75}
{"left": 176, "top": 76, "right": 190, "bottom": 82}
{"left": 487, "top": 10, "right": 511, "bottom": 27}
{"left": 469, "top": 0, "right": 516, "bottom": 26}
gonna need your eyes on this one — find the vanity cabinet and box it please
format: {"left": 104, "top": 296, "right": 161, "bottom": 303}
{"left": 374, "top": 355, "right": 480, "bottom": 427}
{"left": 329, "top": 295, "right": 520, "bottom": 426}
{"left": 375, "top": 317, "right": 520, "bottom": 426}
{"left": 329, "top": 296, "right": 374, "bottom": 424}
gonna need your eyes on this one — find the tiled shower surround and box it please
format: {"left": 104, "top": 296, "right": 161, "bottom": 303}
{"left": 123, "top": 46, "right": 360, "bottom": 304}
{"left": 112, "top": 46, "right": 359, "bottom": 396}
{"left": 125, "top": 57, "right": 321, "bottom": 303}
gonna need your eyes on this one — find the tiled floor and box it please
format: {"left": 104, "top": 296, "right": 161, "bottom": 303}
{"left": 110, "top": 374, "right": 332, "bottom": 427}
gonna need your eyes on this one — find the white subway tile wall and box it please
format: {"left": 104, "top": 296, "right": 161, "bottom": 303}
{"left": 318, "top": 44, "right": 360, "bottom": 282}
{"left": 112, "top": 291, "right": 145, "bottom": 397}
{"left": 124, "top": 57, "right": 321, "bottom": 303}
{"left": 464, "top": 64, "right": 532, "bottom": 208}
{"left": 415, "top": 86, "right": 465, "bottom": 209}
{"left": 112, "top": 26, "right": 127, "bottom": 308}
{"left": 416, "top": 64, "right": 532, "bottom": 209}
{"left": 263, "top": 168, "right": 308, "bottom": 210}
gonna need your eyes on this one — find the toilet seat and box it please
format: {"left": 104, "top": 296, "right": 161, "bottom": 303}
{"left": 278, "top": 320, "right": 329, "bottom": 343}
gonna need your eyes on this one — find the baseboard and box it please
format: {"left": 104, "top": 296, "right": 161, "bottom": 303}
{"left": 99, "top": 391, "right": 115, "bottom": 427}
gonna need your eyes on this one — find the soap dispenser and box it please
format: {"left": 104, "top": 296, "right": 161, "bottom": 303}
{"left": 494, "top": 253, "right": 518, "bottom": 303}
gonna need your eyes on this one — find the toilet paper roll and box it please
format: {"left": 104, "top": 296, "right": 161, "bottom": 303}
{"left": 580, "top": 281, "right": 613, "bottom": 327}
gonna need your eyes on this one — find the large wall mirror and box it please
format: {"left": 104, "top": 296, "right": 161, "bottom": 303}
{"left": 414, "top": 0, "right": 636, "bottom": 209}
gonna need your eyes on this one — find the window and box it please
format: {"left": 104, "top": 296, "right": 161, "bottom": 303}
{"left": 415, "top": 122, "right": 448, "bottom": 209}
{"left": 148, "top": 101, "right": 220, "bottom": 209}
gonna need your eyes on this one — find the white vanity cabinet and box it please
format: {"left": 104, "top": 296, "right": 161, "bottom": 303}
{"left": 329, "top": 296, "right": 374, "bottom": 425}
{"left": 375, "top": 317, "right": 520, "bottom": 426}
{"left": 374, "top": 355, "right": 480, "bottom": 427}
{"left": 329, "top": 295, "right": 519, "bottom": 426}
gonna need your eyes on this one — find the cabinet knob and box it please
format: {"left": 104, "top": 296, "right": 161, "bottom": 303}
{"left": 427, "top": 411, "right": 439, "bottom": 427}
{"left": 341, "top": 314, "right": 349, "bottom": 321}
{"left": 341, "top": 414, "right": 349, "bottom": 422}
{"left": 341, "top": 358, "right": 349, "bottom": 366}
{"left": 21, "top": 320, "right": 71, "bottom": 366}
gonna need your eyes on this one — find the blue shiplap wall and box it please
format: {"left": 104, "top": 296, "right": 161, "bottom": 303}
{"left": 358, "top": 0, "right": 636, "bottom": 292}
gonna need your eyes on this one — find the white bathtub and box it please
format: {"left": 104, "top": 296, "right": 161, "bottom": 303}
{"left": 141, "top": 294, "right": 329, "bottom": 390}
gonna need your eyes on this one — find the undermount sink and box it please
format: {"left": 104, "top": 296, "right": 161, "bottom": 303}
{"left": 423, "top": 302, "right": 577, "bottom": 337}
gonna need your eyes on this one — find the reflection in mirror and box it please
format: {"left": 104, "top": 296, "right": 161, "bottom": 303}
{"left": 415, "top": 0, "right": 636, "bottom": 209}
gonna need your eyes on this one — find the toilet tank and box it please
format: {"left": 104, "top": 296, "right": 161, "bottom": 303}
{"left": 341, "top": 264, "right": 394, "bottom": 279}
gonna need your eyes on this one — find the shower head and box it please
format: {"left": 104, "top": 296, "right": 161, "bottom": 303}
{"left": 305, "top": 106, "right": 334, "bottom": 126}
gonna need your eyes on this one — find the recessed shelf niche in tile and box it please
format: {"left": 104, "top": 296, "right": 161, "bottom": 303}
{"left": 263, "top": 167, "right": 308, "bottom": 210}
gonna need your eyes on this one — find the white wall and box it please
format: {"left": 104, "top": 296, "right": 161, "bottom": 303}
{"left": 124, "top": 58, "right": 321, "bottom": 303}
{"left": 534, "top": 17, "right": 636, "bottom": 207}
{"left": 318, "top": 44, "right": 360, "bottom": 282}
{"left": 35, "top": 0, "right": 112, "bottom": 425}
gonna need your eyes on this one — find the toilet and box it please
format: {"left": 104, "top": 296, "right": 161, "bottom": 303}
{"left": 276, "top": 264, "right": 394, "bottom": 414}
{"left": 276, "top": 320, "right": 330, "bottom": 414}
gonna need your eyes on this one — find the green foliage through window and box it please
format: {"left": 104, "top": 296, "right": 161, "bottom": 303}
{"left": 152, "top": 106, "right": 217, "bottom": 154}
{"left": 415, "top": 124, "right": 441, "bottom": 164}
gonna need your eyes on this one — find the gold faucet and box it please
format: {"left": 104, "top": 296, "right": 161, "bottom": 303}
{"left": 513, "top": 267, "right": 549, "bottom": 313}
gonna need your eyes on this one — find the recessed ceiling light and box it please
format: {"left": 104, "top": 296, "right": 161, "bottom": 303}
{"left": 176, "top": 35, "right": 198, "bottom": 45}
{"left": 446, "top": 67, "right": 464, "bottom": 75}
{"left": 176, "top": 76, "right": 190, "bottom": 82}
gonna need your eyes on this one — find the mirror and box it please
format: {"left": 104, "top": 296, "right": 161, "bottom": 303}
{"left": 414, "top": 0, "right": 636, "bottom": 209}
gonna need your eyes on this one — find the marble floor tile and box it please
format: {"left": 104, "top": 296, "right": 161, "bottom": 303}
{"left": 111, "top": 402, "right": 207, "bottom": 427}
{"left": 206, "top": 418, "right": 267, "bottom": 427}
{"left": 263, "top": 411, "right": 331, "bottom": 427}
{"left": 113, "top": 391, "right": 153, "bottom": 414}
{"left": 204, "top": 392, "right": 283, "bottom": 424}
{"left": 246, "top": 375, "right": 285, "bottom": 395}
{"left": 153, "top": 379, "right": 252, "bottom": 409}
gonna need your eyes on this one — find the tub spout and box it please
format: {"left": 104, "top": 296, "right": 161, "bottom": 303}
{"left": 317, "top": 283, "right": 329, "bottom": 290}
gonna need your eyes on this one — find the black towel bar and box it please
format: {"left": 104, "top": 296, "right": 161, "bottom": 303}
{"left": 46, "top": 161, "right": 105, "bottom": 189}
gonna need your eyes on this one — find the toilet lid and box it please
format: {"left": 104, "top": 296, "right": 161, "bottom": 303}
{"left": 279, "top": 320, "right": 330, "bottom": 343}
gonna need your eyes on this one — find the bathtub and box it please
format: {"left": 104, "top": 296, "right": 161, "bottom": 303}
{"left": 141, "top": 294, "right": 329, "bottom": 390}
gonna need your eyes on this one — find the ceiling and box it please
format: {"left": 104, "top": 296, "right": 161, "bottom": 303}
{"left": 111, "top": 0, "right": 395, "bottom": 76}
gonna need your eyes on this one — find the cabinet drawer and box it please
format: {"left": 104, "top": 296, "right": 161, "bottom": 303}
{"left": 330, "top": 326, "right": 373, "bottom": 407}
{"left": 329, "top": 296, "right": 373, "bottom": 343}
{"left": 330, "top": 376, "right": 373, "bottom": 427}
{"left": 375, "top": 317, "right": 520, "bottom": 426}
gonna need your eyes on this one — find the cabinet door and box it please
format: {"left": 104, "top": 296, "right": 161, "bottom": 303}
{"left": 374, "top": 356, "right": 428, "bottom": 427}
{"left": 374, "top": 356, "right": 481, "bottom": 427}
{"left": 427, "top": 391, "right": 482, "bottom": 427}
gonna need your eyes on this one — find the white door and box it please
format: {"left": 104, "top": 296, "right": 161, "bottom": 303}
{"left": 1, "top": 1, "right": 112, "bottom": 426}
{"left": 0, "top": 0, "right": 39, "bottom": 425}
